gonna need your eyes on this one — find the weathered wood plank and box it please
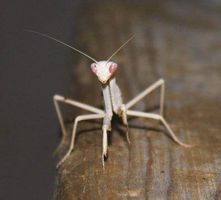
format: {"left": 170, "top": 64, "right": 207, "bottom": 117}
{"left": 55, "top": 1, "right": 221, "bottom": 199}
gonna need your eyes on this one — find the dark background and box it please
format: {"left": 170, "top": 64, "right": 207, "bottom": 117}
{"left": 0, "top": 0, "right": 88, "bottom": 199}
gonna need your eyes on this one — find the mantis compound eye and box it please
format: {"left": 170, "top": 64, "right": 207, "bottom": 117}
{"left": 109, "top": 63, "right": 118, "bottom": 74}
{"left": 90, "top": 63, "right": 97, "bottom": 74}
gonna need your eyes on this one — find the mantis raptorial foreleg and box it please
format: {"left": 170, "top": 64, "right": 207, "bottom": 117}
{"left": 108, "top": 79, "right": 166, "bottom": 145}
{"left": 102, "top": 85, "right": 113, "bottom": 131}
{"left": 102, "top": 125, "right": 108, "bottom": 167}
{"left": 119, "top": 104, "right": 131, "bottom": 144}
{"left": 109, "top": 78, "right": 130, "bottom": 144}
{"left": 109, "top": 78, "right": 123, "bottom": 113}
{"left": 101, "top": 85, "right": 113, "bottom": 167}
{"left": 127, "top": 110, "right": 193, "bottom": 147}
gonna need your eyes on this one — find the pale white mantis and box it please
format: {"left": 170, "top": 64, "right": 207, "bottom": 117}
{"left": 26, "top": 30, "right": 193, "bottom": 168}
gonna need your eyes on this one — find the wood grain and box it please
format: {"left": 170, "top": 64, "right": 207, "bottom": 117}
{"left": 54, "top": 1, "right": 221, "bottom": 199}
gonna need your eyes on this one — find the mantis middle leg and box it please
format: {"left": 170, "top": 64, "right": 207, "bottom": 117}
{"left": 53, "top": 95, "right": 105, "bottom": 167}
{"left": 127, "top": 110, "right": 193, "bottom": 147}
{"left": 125, "top": 79, "right": 165, "bottom": 115}
{"left": 53, "top": 94, "right": 104, "bottom": 136}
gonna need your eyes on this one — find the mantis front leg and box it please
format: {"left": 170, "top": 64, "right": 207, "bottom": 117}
{"left": 109, "top": 78, "right": 130, "bottom": 144}
{"left": 102, "top": 85, "right": 113, "bottom": 167}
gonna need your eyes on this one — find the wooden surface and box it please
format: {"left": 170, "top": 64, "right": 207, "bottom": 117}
{"left": 54, "top": 1, "right": 221, "bottom": 199}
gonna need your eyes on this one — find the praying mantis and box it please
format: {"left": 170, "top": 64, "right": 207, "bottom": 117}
{"left": 26, "top": 30, "right": 193, "bottom": 168}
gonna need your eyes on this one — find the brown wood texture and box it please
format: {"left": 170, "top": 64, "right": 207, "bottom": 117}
{"left": 54, "top": 1, "right": 221, "bottom": 199}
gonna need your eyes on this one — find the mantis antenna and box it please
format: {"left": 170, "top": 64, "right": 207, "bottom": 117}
{"left": 25, "top": 29, "right": 98, "bottom": 63}
{"left": 26, "top": 29, "right": 134, "bottom": 64}
{"left": 106, "top": 35, "right": 135, "bottom": 63}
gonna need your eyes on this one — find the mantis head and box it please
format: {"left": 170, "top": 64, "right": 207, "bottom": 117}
{"left": 90, "top": 61, "right": 118, "bottom": 84}
{"left": 25, "top": 30, "right": 134, "bottom": 85}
